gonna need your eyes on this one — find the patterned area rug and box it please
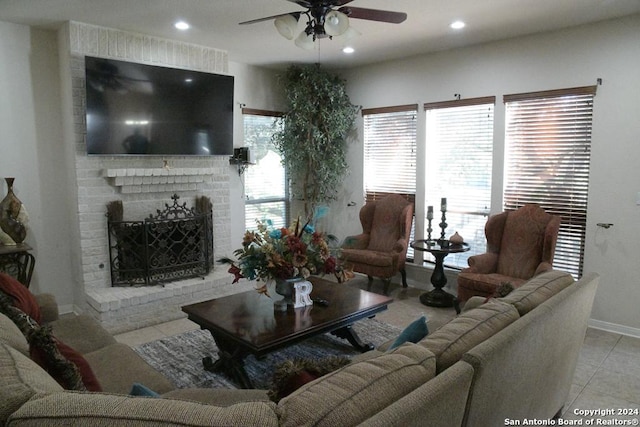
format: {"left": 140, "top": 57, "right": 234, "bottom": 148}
{"left": 134, "top": 318, "right": 401, "bottom": 390}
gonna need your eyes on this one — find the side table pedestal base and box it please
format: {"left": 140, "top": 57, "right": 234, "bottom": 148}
{"left": 420, "top": 289, "right": 461, "bottom": 314}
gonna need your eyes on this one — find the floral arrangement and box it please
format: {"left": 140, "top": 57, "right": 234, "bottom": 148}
{"left": 219, "top": 218, "right": 349, "bottom": 296}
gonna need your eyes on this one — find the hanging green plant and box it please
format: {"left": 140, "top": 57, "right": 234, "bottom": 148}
{"left": 272, "top": 64, "right": 359, "bottom": 220}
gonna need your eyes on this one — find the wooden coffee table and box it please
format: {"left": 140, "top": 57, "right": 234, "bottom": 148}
{"left": 182, "top": 276, "right": 393, "bottom": 388}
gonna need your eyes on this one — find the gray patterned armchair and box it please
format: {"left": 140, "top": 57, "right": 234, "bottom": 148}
{"left": 340, "top": 194, "right": 414, "bottom": 294}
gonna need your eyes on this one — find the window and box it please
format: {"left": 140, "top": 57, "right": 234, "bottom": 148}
{"left": 363, "top": 105, "right": 417, "bottom": 203}
{"left": 242, "top": 109, "right": 288, "bottom": 230}
{"left": 424, "top": 97, "right": 495, "bottom": 268}
{"left": 363, "top": 105, "right": 417, "bottom": 257}
{"left": 504, "top": 86, "right": 597, "bottom": 278}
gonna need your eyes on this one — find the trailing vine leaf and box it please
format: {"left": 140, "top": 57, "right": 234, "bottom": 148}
{"left": 272, "top": 64, "right": 359, "bottom": 220}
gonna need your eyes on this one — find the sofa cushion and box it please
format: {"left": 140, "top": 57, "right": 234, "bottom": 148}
{"left": 499, "top": 270, "right": 575, "bottom": 315}
{"left": 7, "top": 392, "right": 279, "bottom": 427}
{"left": 84, "top": 343, "right": 174, "bottom": 395}
{"left": 277, "top": 343, "right": 436, "bottom": 427}
{"left": 33, "top": 294, "right": 58, "bottom": 324}
{"left": 0, "top": 312, "right": 30, "bottom": 356}
{"left": 161, "top": 388, "right": 271, "bottom": 406}
{"left": 268, "top": 356, "right": 351, "bottom": 402}
{"left": 420, "top": 300, "right": 520, "bottom": 373}
{"left": 461, "top": 296, "right": 487, "bottom": 313}
{"left": 49, "top": 315, "right": 117, "bottom": 355}
{"left": 0, "top": 342, "right": 63, "bottom": 425}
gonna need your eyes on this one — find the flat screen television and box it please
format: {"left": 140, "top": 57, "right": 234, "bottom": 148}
{"left": 85, "top": 56, "right": 234, "bottom": 156}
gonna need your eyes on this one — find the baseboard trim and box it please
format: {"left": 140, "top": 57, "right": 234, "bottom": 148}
{"left": 588, "top": 318, "right": 640, "bottom": 339}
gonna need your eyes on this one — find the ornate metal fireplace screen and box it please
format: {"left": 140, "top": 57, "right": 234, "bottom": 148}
{"left": 107, "top": 194, "right": 213, "bottom": 287}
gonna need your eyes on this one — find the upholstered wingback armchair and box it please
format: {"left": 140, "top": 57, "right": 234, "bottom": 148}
{"left": 457, "top": 204, "right": 561, "bottom": 302}
{"left": 340, "top": 194, "right": 414, "bottom": 294}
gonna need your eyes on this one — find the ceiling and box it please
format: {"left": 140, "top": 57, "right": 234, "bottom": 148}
{"left": 1, "top": 0, "right": 639, "bottom": 69}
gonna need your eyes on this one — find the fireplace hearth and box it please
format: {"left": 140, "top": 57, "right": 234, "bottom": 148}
{"left": 106, "top": 194, "right": 213, "bottom": 287}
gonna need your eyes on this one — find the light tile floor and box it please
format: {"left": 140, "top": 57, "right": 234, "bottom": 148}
{"left": 114, "top": 277, "right": 640, "bottom": 420}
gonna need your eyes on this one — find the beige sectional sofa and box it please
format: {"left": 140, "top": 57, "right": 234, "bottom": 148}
{"left": 1, "top": 270, "right": 598, "bottom": 426}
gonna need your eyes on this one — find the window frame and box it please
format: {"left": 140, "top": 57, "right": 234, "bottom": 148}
{"left": 242, "top": 108, "right": 289, "bottom": 230}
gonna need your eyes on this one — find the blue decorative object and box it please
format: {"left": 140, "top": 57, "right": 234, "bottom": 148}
{"left": 130, "top": 383, "right": 160, "bottom": 397}
{"left": 387, "top": 315, "right": 429, "bottom": 351}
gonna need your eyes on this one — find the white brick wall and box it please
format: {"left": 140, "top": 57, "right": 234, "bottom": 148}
{"left": 65, "top": 22, "right": 235, "bottom": 333}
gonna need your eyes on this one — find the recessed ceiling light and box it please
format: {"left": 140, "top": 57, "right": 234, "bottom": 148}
{"left": 450, "top": 20, "right": 465, "bottom": 30}
{"left": 343, "top": 46, "right": 355, "bottom": 54}
{"left": 175, "top": 20, "right": 190, "bottom": 31}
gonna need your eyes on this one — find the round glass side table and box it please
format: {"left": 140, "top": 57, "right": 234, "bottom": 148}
{"left": 410, "top": 239, "right": 470, "bottom": 314}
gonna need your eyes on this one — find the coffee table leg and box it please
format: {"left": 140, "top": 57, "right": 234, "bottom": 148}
{"left": 202, "top": 332, "right": 254, "bottom": 389}
{"left": 332, "top": 325, "right": 375, "bottom": 352}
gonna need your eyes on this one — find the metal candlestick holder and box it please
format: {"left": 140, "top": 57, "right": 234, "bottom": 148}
{"left": 427, "top": 217, "right": 433, "bottom": 243}
{"left": 439, "top": 210, "right": 448, "bottom": 243}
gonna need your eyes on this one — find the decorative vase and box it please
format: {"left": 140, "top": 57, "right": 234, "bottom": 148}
{"left": 273, "top": 277, "right": 313, "bottom": 311}
{"left": 0, "top": 178, "right": 27, "bottom": 244}
{"left": 449, "top": 232, "right": 464, "bottom": 245}
{"left": 273, "top": 278, "right": 297, "bottom": 311}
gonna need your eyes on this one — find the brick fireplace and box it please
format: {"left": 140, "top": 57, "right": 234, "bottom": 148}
{"left": 62, "top": 22, "right": 248, "bottom": 333}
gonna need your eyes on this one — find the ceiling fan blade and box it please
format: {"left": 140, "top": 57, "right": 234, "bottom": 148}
{"left": 338, "top": 6, "right": 407, "bottom": 24}
{"left": 239, "top": 12, "right": 300, "bottom": 25}
{"left": 285, "top": 0, "right": 354, "bottom": 7}
{"left": 333, "top": 0, "right": 355, "bottom": 6}
{"left": 284, "top": 0, "right": 313, "bottom": 7}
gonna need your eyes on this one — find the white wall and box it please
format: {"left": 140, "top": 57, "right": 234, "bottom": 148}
{"left": 0, "top": 22, "right": 76, "bottom": 308}
{"left": 333, "top": 14, "right": 640, "bottom": 335}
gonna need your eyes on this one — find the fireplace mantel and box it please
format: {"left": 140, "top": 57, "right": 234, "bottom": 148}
{"left": 103, "top": 168, "right": 214, "bottom": 194}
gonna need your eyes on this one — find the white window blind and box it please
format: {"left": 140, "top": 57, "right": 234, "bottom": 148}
{"left": 242, "top": 109, "right": 288, "bottom": 230}
{"left": 504, "top": 86, "right": 597, "bottom": 278}
{"left": 363, "top": 105, "right": 417, "bottom": 258}
{"left": 424, "top": 97, "right": 495, "bottom": 268}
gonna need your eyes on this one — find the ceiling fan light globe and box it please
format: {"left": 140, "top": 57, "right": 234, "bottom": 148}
{"left": 324, "top": 10, "right": 349, "bottom": 36}
{"left": 294, "top": 30, "right": 315, "bottom": 49}
{"left": 274, "top": 14, "right": 299, "bottom": 40}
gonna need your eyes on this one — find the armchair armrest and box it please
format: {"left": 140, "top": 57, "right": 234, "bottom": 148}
{"left": 463, "top": 253, "right": 499, "bottom": 274}
{"left": 34, "top": 293, "right": 59, "bottom": 323}
{"left": 393, "top": 238, "right": 408, "bottom": 254}
{"left": 342, "top": 233, "right": 370, "bottom": 250}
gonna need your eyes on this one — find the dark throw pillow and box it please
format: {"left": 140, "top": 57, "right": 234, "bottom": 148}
{"left": 268, "top": 356, "right": 351, "bottom": 402}
{"left": 0, "top": 272, "right": 41, "bottom": 323}
{"left": 387, "top": 315, "right": 429, "bottom": 351}
{"left": 0, "top": 288, "right": 102, "bottom": 391}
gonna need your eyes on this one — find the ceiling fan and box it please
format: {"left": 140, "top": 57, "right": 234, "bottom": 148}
{"left": 239, "top": 0, "right": 407, "bottom": 49}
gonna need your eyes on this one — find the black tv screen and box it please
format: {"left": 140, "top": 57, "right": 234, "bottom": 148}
{"left": 85, "top": 56, "right": 234, "bottom": 156}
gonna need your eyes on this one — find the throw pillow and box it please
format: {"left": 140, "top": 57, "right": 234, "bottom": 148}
{"left": 268, "top": 356, "right": 351, "bottom": 403}
{"left": 0, "top": 273, "right": 41, "bottom": 323}
{"left": 387, "top": 315, "right": 429, "bottom": 351}
{"left": 0, "top": 290, "right": 102, "bottom": 391}
{"left": 130, "top": 382, "right": 160, "bottom": 397}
